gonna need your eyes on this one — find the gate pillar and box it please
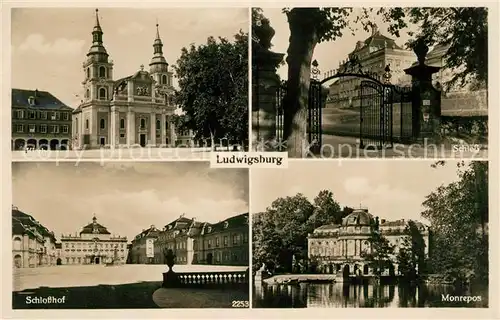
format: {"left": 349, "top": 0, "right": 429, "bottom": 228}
{"left": 252, "top": 19, "right": 285, "bottom": 151}
{"left": 404, "top": 39, "right": 442, "bottom": 144}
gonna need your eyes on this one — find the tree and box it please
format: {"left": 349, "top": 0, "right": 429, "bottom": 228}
{"left": 174, "top": 32, "right": 248, "bottom": 150}
{"left": 280, "top": 7, "right": 487, "bottom": 157}
{"left": 370, "top": 7, "right": 488, "bottom": 90}
{"left": 422, "top": 161, "right": 488, "bottom": 284}
{"left": 396, "top": 220, "right": 427, "bottom": 281}
{"left": 252, "top": 193, "right": 315, "bottom": 273}
{"left": 281, "top": 8, "right": 351, "bottom": 157}
{"left": 307, "top": 190, "right": 341, "bottom": 229}
{"left": 361, "top": 229, "right": 395, "bottom": 278}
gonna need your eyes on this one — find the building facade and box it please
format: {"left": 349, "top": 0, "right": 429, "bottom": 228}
{"left": 128, "top": 225, "right": 160, "bottom": 264}
{"left": 11, "top": 89, "right": 73, "bottom": 150}
{"left": 12, "top": 206, "right": 58, "bottom": 268}
{"left": 129, "top": 213, "right": 249, "bottom": 266}
{"left": 307, "top": 208, "right": 429, "bottom": 277}
{"left": 326, "top": 24, "right": 415, "bottom": 109}
{"left": 60, "top": 216, "right": 128, "bottom": 265}
{"left": 72, "top": 9, "right": 180, "bottom": 149}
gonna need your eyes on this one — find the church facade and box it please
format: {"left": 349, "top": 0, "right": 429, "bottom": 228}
{"left": 60, "top": 216, "right": 128, "bottom": 265}
{"left": 307, "top": 208, "right": 430, "bottom": 277}
{"left": 72, "top": 9, "right": 178, "bottom": 150}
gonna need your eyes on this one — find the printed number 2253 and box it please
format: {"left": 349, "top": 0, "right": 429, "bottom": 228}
{"left": 232, "top": 300, "right": 249, "bottom": 308}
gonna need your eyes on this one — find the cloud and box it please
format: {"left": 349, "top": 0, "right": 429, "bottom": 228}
{"left": 344, "top": 177, "right": 371, "bottom": 196}
{"left": 18, "top": 34, "right": 85, "bottom": 55}
{"left": 118, "top": 22, "right": 145, "bottom": 35}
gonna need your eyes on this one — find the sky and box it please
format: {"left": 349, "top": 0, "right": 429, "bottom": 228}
{"left": 251, "top": 160, "right": 469, "bottom": 224}
{"left": 11, "top": 7, "right": 249, "bottom": 108}
{"left": 261, "top": 8, "right": 417, "bottom": 81}
{"left": 12, "top": 162, "right": 249, "bottom": 242}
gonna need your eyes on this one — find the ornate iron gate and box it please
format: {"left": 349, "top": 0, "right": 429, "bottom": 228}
{"left": 275, "top": 81, "right": 286, "bottom": 150}
{"left": 308, "top": 80, "right": 323, "bottom": 154}
{"left": 359, "top": 80, "right": 393, "bottom": 149}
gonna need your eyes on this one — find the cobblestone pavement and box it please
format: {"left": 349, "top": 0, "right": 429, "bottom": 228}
{"left": 13, "top": 264, "right": 248, "bottom": 291}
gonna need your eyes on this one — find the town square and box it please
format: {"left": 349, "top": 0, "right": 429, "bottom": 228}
{"left": 12, "top": 162, "right": 250, "bottom": 308}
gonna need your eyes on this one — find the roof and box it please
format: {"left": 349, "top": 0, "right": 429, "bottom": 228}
{"left": 351, "top": 29, "right": 403, "bottom": 56}
{"left": 314, "top": 224, "right": 340, "bottom": 231}
{"left": 12, "top": 207, "right": 57, "bottom": 242}
{"left": 80, "top": 217, "right": 111, "bottom": 235}
{"left": 12, "top": 89, "right": 73, "bottom": 111}
{"left": 135, "top": 225, "right": 160, "bottom": 240}
{"left": 341, "top": 209, "right": 374, "bottom": 226}
{"left": 202, "top": 212, "right": 249, "bottom": 235}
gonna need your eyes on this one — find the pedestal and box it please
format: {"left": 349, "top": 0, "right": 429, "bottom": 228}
{"left": 162, "top": 270, "right": 180, "bottom": 288}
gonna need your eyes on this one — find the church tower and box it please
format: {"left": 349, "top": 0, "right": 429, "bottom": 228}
{"left": 149, "top": 23, "right": 174, "bottom": 98}
{"left": 82, "top": 9, "right": 114, "bottom": 103}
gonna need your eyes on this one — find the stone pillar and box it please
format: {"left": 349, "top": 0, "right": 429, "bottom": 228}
{"left": 252, "top": 19, "right": 285, "bottom": 151}
{"left": 160, "top": 113, "right": 166, "bottom": 147}
{"left": 150, "top": 113, "right": 156, "bottom": 146}
{"left": 126, "top": 110, "right": 135, "bottom": 146}
{"left": 169, "top": 117, "right": 176, "bottom": 147}
{"left": 404, "top": 39, "right": 442, "bottom": 143}
{"left": 127, "top": 81, "right": 134, "bottom": 103}
{"left": 110, "top": 107, "right": 118, "bottom": 147}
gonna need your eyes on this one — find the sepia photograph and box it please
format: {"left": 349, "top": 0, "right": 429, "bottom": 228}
{"left": 252, "top": 160, "right": 488, "bottom": 308}
{"left": 11, "top": 162, "right": 249, "bottom": 308}
{"left": 252, "top": 7, "right": 488, "bottom": 159}
{"left": 11, "top": 7, "right": 249, "bottom": 160}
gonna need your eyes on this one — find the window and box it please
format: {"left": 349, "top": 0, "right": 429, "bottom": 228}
{"left": 165, "top": 121, "right": 168, "bottom": 130}
{"left": 243, "top": 233, "right": 248, "bottom": 243}
{"left": 86, "top": 89, "right": 90, "bottom": 99}
{"left": 87, "top": 68, "right": 90, "bottom": 79}
{"left": 215, "top": 237, "right": 220, "bottom": 247}
{"left": 52, "top": 125, "right": 59, "bottom": 133}
{"left": 120, "top": 119, "right": 125, "bottom": 129}
{"left": 16, "top": 124, "right": 24, "bottom": 133}
{"left": 99, "top": 88, "right": 107, "bottom": 100}
{"left": 233, "top": 234, "right": 239, "bottom": 245}
{"left": 85, "top": 119, "right": 89, "bottom": 129}
{"left": 156, "top": 119, "right": 160, "bottom": 130}
{"left": 99, "top": 66, "right": 106, "bottom": 78}
{"left": 41, "top": 111, "right": 47, "bottom": 119}
{"left": 55, "top": 112, "right": 60, "bottom": 120}
{"left": 100, "top": 119, "right": 105, "bottom": 129}
{"left": 162, "top": 75, "right": 167, "bottom": 85}
{"left": 223, "top": 236, "right": 228, "bottom": 247}
{"left": 140, "top": 118, "right": 146, "bottom": 129}
{"left": 29, "top": 110, "right": 36, "bottom": 119}
{"left": 120, "top": 133, "right": 125, "bottom": 138}
{"left": 208, "top": 239, "right": 212, "bottom": 248}
{"left": 28, "top": 96, "right": 35, "bottom": 106}
{"left": 62, "top": 125, "right": 69, "bottom": 133}
{"left": 50, "top": 112, "right": 56, "bottom": 120}
{"left": 28, "top": 124, "right": 36, "bottom": 133}
{"left": 63, "top": 112, "right": 69, "bottom": 120}
{"left": 17, "top": 110, "right": 24, "bottom": 119}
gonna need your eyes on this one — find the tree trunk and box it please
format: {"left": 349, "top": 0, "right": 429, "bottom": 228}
{"left": 284, "top": 9, "right": 319, "bottom": 158}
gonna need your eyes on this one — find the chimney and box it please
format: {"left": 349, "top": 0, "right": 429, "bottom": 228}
{"left": 371, "top": 23, "right": 379, "bottom": 36}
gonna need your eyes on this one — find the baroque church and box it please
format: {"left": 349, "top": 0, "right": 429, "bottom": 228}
{"left": 72, "top": 9, "right": 178, "bottom": 149}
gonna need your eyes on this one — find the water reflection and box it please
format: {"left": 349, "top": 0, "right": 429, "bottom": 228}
{"left": 254, "top": 282, "right": 488, "bottom": 308}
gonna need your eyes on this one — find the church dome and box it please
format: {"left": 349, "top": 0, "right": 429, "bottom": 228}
{"left": 341, "top": 209, "right": 374, "bottom": 226}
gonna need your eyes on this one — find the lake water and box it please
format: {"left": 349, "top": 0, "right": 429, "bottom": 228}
{"left": 253, "top": 282, "right": 488, "bottom": 308}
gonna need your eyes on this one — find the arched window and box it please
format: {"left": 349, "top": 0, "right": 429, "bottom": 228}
{"left": 99, "top": 88, "right": 106, "bottom": 100}
{"left": 100, "top": 119, "right": 105, "bottom": 129}
{"left": 86, "top": 89, "right": 90, "bottom": 99}
{"left": 87, "top": 68, "right": 90, "bottom": 79}
{"left": 162, "top": 75, "right": 167, "bottom": 85}
{"left": 120, "top": 119, "right": 125, "bottom": 129}
{"left": 85, "top": 119, "right": 89, "bottom": 129}
{"left": 156, "top": 119, "right": 160, "bottom": 130}
{"left": 140, "top": 118, "right": 146, "bottom": 129}
{"left": 13, "top": 237, "right": 22, "bottom": 251}
{"left": 99, "top": 66, "right": 106, "bottom": 78}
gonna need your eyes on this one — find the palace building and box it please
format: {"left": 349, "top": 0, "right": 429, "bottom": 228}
{"left": 129, "top": 213, "right": 249, "bottom": 266}
{"left": 11, "top": 89, "right": 73, "bottom": 151}
{"left": 307, "top": 208, "right": 430, "bottom": 277}
{"left": 60, "top": 216, "right": 128, "bottom": 265}
{"left": 326, "top": 25, "right": 415, "bottom": 109}
{"left": 72, "top": 9, "right": 179, "bottom": 149}
{"left": 12, "top": 206, "right": 59, "bottom": 268}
